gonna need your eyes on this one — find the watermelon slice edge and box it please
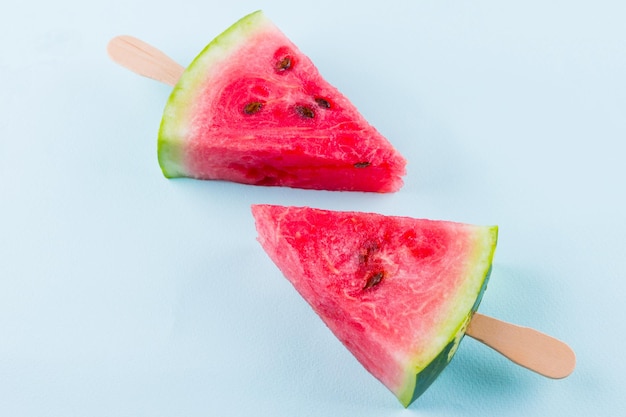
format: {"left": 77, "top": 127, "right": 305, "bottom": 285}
{"left": 252, "top": 204, "right": 498, "bottom": 406}
{"left": 158, "top": 11, "right": 407, "bottom": 192}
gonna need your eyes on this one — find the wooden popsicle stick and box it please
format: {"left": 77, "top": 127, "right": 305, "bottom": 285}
{"left": 107, "top": 35, "right": 184, "bottom": 86}
{"left": 466, "top": 312, "right": 576, "bottom": 379}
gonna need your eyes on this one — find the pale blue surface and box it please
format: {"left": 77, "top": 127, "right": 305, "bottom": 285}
{"left": 1, "top": 1, "right": 625, "bottom": 416}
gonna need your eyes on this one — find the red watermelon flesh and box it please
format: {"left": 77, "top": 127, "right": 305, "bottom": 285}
{"left": 252, "top": 204, "right": 498, "bottom": 406}
{"left": 158, "top": 11, "right": 406, "bottom": 192}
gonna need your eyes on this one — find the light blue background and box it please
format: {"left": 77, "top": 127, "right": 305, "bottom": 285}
{"left": 1, "top": 1, "right": 624, "bottom": 416}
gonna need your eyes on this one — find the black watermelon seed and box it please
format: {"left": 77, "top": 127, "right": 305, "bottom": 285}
{"left": 275, "top": 56, "right": 292, "bottom": 72}
{"left": 354, "top": 162, "right": 371, "bottom": 168}
{"left": 295, "top": 105, "right": 315, "bottom": 119}
{"left": 363, "top": 271, "right": 385, "bottom": 290}
{"left": 243, "top": 101, "right": 263, "bottom": 115}
{"left": 315, "top": 97, "right": 331, "bottom": 109}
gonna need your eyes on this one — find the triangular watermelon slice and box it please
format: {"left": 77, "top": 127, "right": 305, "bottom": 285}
{"left": 158, "top": 11, "right": 406, "bottom": 192}
{"left": 252, "top": 204, "right": 498, "bottom": 406}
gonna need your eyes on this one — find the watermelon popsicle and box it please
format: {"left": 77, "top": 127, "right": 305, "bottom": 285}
{"left": 251, "top": 204, "right": 575, "bottom": 407}
{"left": 107, "top": 12, "right": 575, "bottom": 406}
{"left": 107, "top": 10, "right": 406, "bottom": 192}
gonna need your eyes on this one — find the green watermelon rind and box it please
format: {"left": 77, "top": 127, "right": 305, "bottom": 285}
{"left": 397, "top": 226, "right": 497, "bottom": 407}
{"left": 401, "top": 265, "right": 493, "bottom": 407}
{"left": 157, "top": 10, "right": 269, "bottom": 177}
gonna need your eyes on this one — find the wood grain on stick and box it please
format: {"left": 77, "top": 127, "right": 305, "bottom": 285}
{"left": 107, "top": 35, "right": 184, "bottom": 86}
{"left": 466, "top": 313, "right": 576, "bottom": 379}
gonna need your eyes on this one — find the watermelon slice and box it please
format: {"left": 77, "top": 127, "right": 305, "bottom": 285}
{"left": 158, "top": 10, "right": 406, "bottom": 192}
{"left": 252, "top": 204, "right": 498, "bottom": 406}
